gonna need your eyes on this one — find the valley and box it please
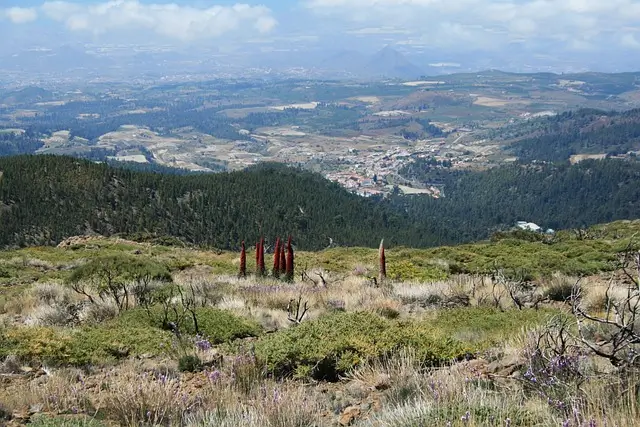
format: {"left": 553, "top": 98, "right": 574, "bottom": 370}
{"left": 3, "top": 71, "right": 640, "bottom": 196}
{"left": 2, "top": 72, "right": 640, "bottom": 427}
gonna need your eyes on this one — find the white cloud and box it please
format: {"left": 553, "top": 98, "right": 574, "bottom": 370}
{"left": 2, "top": 7, "right": 38, "bottom": 24}
{"left": 27, "top": 1, "right": 277, "bottom": 41}
{"left": 621, "top": 32, "right": 640, "bottom": 49}
{"left": 347, "top": 27, "right": 411, "bottom": 35}
{"left": 306, "top": 0, "right": 640, "bottom": 51}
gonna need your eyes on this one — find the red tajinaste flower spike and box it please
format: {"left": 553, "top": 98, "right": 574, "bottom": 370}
{"left": 273, "top": 237, "right": 281, "bottom": 278}
{"left": 239, "top": 241, "right": 246, "bottom": 278}
{"left": 285, "top": 235, "right": 294, "bottom": 282}
{"left": 279, "top": 243, "right": 286, "bottom": 275}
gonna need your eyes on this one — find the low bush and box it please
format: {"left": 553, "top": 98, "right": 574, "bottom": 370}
{"left": 31, "top": 282, "right": 72, "bottom": 306}
{"left": 255, "top": 308, "right": 557, "bottom": 382}
{"left": 427, "top": 307, "right": 558, "bottom": 346}
{"left": 543, "top": 276, "right": 576, "bottom": 302}
{"left": 1, "top": 306, "right": 261, "bottom": 366}
{"left": 70, "top": 321, "right": 172, "bottom": 365}
{"left": 387, "top": 260, "right": 448, "bottom": 282}
{"left": 29, "top": 304, "right": 74, "bottom": 327}
{"left": 254, "top": 311, "right": 471, "bottom": 381}
{"left": 178, "top": 355, "right": 202, "bottom": 372}
{"left": 119, "top": 307, "right": 262, "bottom": 344}
{"left": 192, "top": 308, "right": 262, "bottom": 343}
{"left": 78, "top": 301, "right": 118, "bottom": 324}
{"left": 0, "top": 327, "right": 73, "bottom": 364}
{"left": 1, "top": 324, "right": 171, "bottom": 366}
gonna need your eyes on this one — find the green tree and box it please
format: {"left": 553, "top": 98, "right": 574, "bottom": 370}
{"left": 67, "top": 254, "right": 172, "bottom": 312}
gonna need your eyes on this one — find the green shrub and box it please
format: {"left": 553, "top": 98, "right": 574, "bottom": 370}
{"left": 118, "top": 307, "right": 262, "bottom": 344}
{"left": 178, "top": 354, "right": 202, "bottom": 372}
{"left": 544, "top": 282, "right": 574, "bottom": 302}
{"left": 387, "top": 260, "right": 448, "bottom": 282}
{"left": 376, "top": 306, "right": 400, "bottom": 319}
{"left": 69, "top": 321, "right": 173, "bottom": 365}
{"left": 254, "top": 311, "right": 471, "bottom": 381}
{"left": 1, "top": 327, "right": 74, "bottom": 365}
{"left": 0, "top": 315, "right": 173, "bottom": 365}
{"left": 192, "top": 308, "right": 262, "bottom": 343}
{"left": 0, "top": 266, "right": 9, "bottom": 278}
{"left": 427, "top": 307, "right": 558, "bottom": 346}
{"left": 0, "top": 401, "right": 11, "bottom": 422}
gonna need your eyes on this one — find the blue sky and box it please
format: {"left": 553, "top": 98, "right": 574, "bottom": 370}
{"left": 3, "top": 0, "right": 640, "bottom": 70}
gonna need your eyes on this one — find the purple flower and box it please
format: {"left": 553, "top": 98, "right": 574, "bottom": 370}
{"left": 195, "top": 335, "right": 212, "bottom": 351}
{"left": 208, "top": 370, "right": 222, "bottom": 382}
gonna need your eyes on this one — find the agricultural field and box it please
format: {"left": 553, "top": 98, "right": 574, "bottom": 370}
{"left": 3, "top": 71, "right": 640, "bottom": 196}
{"left": 1, "top": 221, "right": 640, "bottom": 426}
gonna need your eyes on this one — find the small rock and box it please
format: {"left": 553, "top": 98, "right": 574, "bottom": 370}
{"left": 339, "top": 406, "right": 361, "bottom": 426}
{"left": 359, "top": 402, "right": 372, "bottom": 412}
{"left": 28, "top": 404, "right": 43, "bottom": 415}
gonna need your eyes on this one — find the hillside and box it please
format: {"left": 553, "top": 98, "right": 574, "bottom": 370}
{"left": 1, "top": 220, "right": 640, "bottom": 425}
{"left": 0, "top": 155, "right": 418, "bottom": 250}
{"left": 496, "top": 108, "right": 640, "bottom": 162}
{"left": 3, "top": 156, "right": 640, "bottom": 250}
{"left": 396, "top": 158, "right": 640, "bottom": 243}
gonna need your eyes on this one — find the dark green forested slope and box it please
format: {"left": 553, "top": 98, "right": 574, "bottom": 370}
{"left": 0, "top": 156, "right": 420, "bottom": 250}
{"left": 394, "top": 159, "right": 640, "bottom": 243}
{"left": 0, "top": 131, "right": 44, "bottom": 156}
{"left": 2, "top": 156, "right": 640, "bottom": 250}
{"left": 496, "top": 109, "right": 640, "bottom": 162}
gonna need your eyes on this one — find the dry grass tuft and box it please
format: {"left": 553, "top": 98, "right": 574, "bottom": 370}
{"left": 31, "top": 282, "right": 73, "bottom": 306}
{"left": 98, "top": 366, "right": 203, "bottom": 426}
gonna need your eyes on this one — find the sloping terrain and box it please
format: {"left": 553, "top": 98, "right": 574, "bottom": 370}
{"left": 498, "top": 108, "right": 640, "bottom": 162}
{"left": 3, "top": 156, "right": 640, "bottom": 251}
{"left": 0, "top": 155, "right": 417, "bottom": 250}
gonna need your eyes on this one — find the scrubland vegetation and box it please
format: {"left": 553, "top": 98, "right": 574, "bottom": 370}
{"left": 1, "top": 221, "right": 640, "bottom": 426}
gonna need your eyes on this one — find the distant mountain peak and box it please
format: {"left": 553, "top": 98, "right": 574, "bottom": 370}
{"left": 366, "top": 46, "right": 423, "bottom": 79}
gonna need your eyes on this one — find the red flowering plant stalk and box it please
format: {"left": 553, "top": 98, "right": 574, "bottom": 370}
{"left": 279, "top": 244, "right": 286, "bottom": 276}
{"left": 285, "top": 235, "right": 294, "bottom": 282}
{"left": 272, "top": 237, "right": 281, "bottom": 278}
{"left": 379, "top": 239, "right": 386, "bottom": 284}
{"left": 239, "top": 241, "right": 246, "bottom": 278}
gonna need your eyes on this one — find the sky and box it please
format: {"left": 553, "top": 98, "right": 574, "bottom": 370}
{"left": 2, "top": 0, "right": 640, "bottom": 71}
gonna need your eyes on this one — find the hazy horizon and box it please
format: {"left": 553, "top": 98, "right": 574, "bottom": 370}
{"left": 3, "top": 0, "right": 640, "bottom": 81}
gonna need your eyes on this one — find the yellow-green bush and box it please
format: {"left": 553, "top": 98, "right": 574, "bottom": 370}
{"left": 254, "top": 311, "right": 472, "bottom": 381}
{"left": 254, "top": 308, "right": 557, "bottom": 382}
{"left": 387, "top": 260, "right": 448, "bottom": 282}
